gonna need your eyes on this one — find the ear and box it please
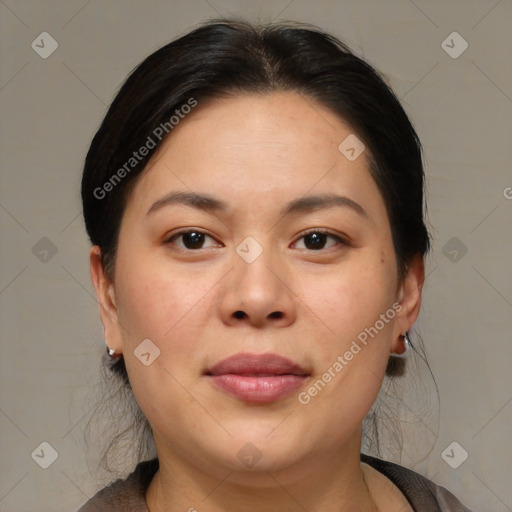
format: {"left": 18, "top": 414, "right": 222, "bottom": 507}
{"left": 391, "top": 254, "right": 425, "bottom": 354}
{"left": 89, "top": 245, "right": 123, "bottom": 354}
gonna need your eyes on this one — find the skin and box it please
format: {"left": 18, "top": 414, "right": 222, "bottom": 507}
{"left": 90, "top": 92, "right": 423, "bottom": 511}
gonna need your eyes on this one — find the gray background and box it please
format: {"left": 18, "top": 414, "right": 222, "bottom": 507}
{"left": 1, "top": 1, "right": 511, "bottom": 511}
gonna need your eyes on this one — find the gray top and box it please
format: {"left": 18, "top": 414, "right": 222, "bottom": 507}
{"left": 77, "top": 454, "right": 475, "bottom": 511}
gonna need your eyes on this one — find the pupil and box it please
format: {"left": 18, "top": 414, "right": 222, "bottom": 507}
{"left": 305, "top": 232, "right": 326, "bottom": 250}
{"left": 184, "top": 231, "right": 204, "bottom": 249}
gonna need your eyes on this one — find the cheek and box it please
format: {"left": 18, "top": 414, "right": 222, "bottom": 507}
{"left": 114, "top": 258, "right": 208, "bottom": 358}
{"left": 297, "top": 255, "right": 397, "bottom": 431}
{"left": 114, "top": 262, "right": 210, "bottom": 418}
{"left": 321, "top": 253, "right": 396, "bottom": 332}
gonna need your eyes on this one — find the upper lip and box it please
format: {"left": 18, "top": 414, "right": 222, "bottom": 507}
{"left": 205, "top": 353, "right": 310, "bottom": 376}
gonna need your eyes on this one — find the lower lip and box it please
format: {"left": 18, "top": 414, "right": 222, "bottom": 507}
{"left": 208, "top": 374, "right": 308, "bottom": 403}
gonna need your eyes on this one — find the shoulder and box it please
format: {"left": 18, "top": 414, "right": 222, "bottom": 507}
{"left": 76, "top": 458, "right": 159, "bottom": 512}
{"left": 361, "top": 453, "right": 474, "bottom": 512}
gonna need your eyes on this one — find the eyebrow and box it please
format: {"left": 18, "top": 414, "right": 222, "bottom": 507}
{"left": 146, "top": 191, "right": 368, "bottom": 219}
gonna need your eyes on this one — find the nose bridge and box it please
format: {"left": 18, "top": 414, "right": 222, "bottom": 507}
{"left": 234, "top": 234, "right": 282, "bottom": 297}
{"left": 219, "top": 232, "right": 296, "bottom": 326}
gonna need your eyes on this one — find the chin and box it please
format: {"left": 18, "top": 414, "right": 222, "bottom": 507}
{"left": 215, "top": 427, "right": 308, "bottom": 471}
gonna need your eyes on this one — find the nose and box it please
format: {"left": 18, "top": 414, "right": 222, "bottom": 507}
{"left": 218, "top": 248, "right": 297, "bottom": 328}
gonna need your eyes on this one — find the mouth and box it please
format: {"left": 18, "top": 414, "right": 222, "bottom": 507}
{"left": 204, "top": 353, "right": 310, "bottom": 403}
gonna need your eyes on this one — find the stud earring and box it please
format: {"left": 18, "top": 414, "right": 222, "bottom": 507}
{"left": 105, "top": 342, "right": 122, "bottom": 363}
{"left": 390, "top": 331, "right": 413, "bottom": 359}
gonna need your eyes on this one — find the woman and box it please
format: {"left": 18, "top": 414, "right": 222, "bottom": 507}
{"left": 78, "top": 18, "right": 473, "bottom": 512}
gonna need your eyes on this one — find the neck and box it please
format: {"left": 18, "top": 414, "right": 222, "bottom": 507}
{"left": 145, "top": 432, "right": 378, "bottom": 512}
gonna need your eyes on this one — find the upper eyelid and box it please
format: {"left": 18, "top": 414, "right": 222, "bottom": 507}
{"left": 293, "top": 228, "right": 349, "bottom": 247}
{"left": 166, "top": 228, "right": 348, "bottom": 247}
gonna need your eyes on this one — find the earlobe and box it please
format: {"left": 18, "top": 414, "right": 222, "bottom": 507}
{"left": 390, "top": 332, "right": 413, "bottom": 358}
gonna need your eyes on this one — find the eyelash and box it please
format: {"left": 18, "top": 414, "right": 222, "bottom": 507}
{"left": 164, "top": 228, "right": 350, "bottom": 252}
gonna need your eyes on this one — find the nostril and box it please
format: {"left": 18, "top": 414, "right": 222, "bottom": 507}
{"left": 269, "top": 311, "right": 283, "bottom": 319}
{"left": 234, "top": 310, "right": 245, "bottom": 319}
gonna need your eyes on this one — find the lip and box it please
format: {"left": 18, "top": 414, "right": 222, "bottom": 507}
{"left": 204, "top": 353, "right": 310, "bottom": 403}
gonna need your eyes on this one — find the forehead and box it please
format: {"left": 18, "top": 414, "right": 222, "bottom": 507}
{"left": 124, "top": 92, "right": 386, "bottom": 223}
{"left": 161, "top": 91, "right": 355, "bottom": 165}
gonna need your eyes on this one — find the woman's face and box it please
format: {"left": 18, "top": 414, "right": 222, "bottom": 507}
{"left": 92, "top": 92, "right": 422, "bottom": 481}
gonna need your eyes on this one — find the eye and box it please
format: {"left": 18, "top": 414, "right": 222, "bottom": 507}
{"left": 165, "top": 230, "right": 220, "bottom": 250}
{"left": 165, "top": 228, "right": 348, "bottom": 252}
{"left": 293, "top": 229, "right": 349, "bottom": 251}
